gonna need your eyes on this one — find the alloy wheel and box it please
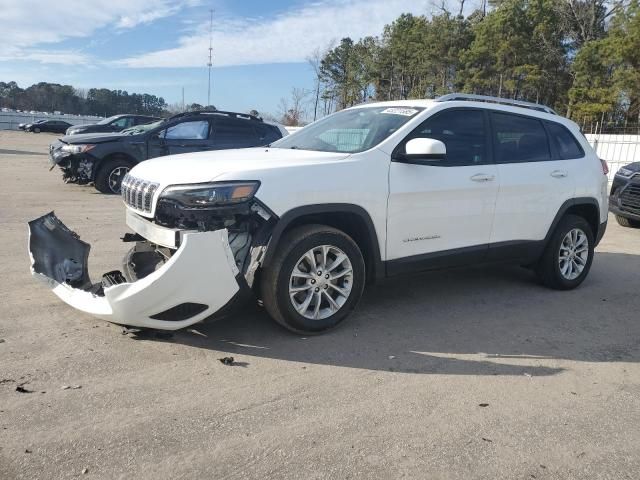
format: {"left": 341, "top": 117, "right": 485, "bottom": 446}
{"left": 108, "top": 166, "right": 130, "bottom": 193}
{"left": 288, "top": 245, "right": 353, "bottom": 320}
{"left": 558, "top": 228, "right": 589, "bottom": 280}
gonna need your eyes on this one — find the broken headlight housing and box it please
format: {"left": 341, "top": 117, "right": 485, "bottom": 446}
{"left": 159, "top": 181, "right": 260, "bottom": 209}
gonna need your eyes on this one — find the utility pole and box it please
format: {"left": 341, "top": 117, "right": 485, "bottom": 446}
{"left": 207, "top": 9, "right": 213, "bottom": 107}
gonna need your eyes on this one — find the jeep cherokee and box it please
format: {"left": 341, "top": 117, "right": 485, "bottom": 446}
{"left": 29, "top": 94, "right": 609, "bottom": 334}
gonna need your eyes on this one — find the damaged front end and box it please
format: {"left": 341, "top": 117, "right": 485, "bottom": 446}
{"left": 28, "top": 212, "right": 246, "bottom": 330}
{"left": 28, "top": 178, "right": 278, "bottom": 329}
{"left": 49, "top": 140, "right": 96, "bottom": 184}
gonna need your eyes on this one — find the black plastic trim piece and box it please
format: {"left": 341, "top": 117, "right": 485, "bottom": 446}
{"left": 150, "top": 302, "right": 208, "bottom": 321}
{"left": 385, "top": 240, "right": 545, "bottom": 277}
{"left": 262, "top": 203, "right": 384, "bottom": 281}
{"left": 543, "top": 197, "right": 600, "bottom": 245}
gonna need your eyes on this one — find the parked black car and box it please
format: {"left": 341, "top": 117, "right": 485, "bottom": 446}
{"left": 49, "top": 111, "right": 287, "bottom": 194}
{"left": 26, "top": 120, "right": 72, "bottom": 133}
{"left": 609, "top": 162, "right": 640, "bottom": 228}
{"left": 19, "top": 119, "right": 45, "bottom": 130}
{"left": 65, "top": 114, "right": 161, "bottom": 136}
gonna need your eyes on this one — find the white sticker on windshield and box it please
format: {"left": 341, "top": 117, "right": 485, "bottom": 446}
{"left": 381, "top": 107, "right": 419, "bottom": 116}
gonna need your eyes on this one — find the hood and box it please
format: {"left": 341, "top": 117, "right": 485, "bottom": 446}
{"left": 68, "top": 123, "right": 107, "bottom": 131}
{"left": 620, "top": 162, "right": 640, "bottom": 173}
{"left": 60, "top": 132, "right": 131, "bottom": 144}
{"left": 129, "top": 147, "right": 351, "bottom": 185}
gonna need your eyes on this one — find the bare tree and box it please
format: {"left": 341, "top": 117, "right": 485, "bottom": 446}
{"left": 307, "top": 48, "right": 323, "bottom": 122}
{"left": 279, "top": 87, "right": 310, "bottom": 126}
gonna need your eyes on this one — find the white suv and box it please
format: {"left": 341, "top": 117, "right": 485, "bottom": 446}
{"left": 29, "top": 94, "right": 609, "bottom": 334}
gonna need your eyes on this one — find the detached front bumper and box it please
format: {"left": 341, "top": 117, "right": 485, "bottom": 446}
{"left": 28, "top": 212, "right": 240, "bottom": 330}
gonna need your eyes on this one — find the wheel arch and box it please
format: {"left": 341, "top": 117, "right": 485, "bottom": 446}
{"left": 92, "top": 152, "right": 136, "bottom": 181}
{"left": 545, "top": 197, "right": 601, "bottom": 246}
{"left": 262, "top": 204, "right": 384, "bottom": 283}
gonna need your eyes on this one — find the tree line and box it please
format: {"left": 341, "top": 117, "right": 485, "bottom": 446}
{"left": 0, "top": 81, "right": 168, "bottom": 117}
{"left": 308, "top": 0, "right": 639, "bottom": 127}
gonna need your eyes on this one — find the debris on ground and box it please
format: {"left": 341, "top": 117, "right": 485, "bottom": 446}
{"left": 481, "top": 437, "right": 493, "bottom": 443}
{"left": 82, "top": 468, "right": 88, "bottom": 474}
{"left": 388, "top": 355, "right": 396, "bottom": 360}
{"left": 0, "top": 379, "right": 15, "bottom": 385}
{"left": 61, "top": 385, "right": 82, "bottom": 390}
{"left": 0, "top": 338, "right": 5, "bottom": 343}
{"left": 25, "top": 449, "right": 32, "bottom": 454}
{"left": 15, "top": 385, "right": 33, "bottom": 393}
{"left": 524, "top": 373, "right": 532, "bottom": 377}
{"left": 219, "top": 357, "right": 235, "bottom": 366}
{"left": 478, "top": 403, "right": 489, "bottom": 407}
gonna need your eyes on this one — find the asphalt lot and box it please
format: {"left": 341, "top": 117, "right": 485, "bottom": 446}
{"left": 1, "top": 129, "right": 639, "bottom": 479}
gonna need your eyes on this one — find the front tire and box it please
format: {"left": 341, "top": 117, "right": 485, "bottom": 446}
{"left": 615, "top": 214, "right": 640, "bottom": 228}
{"left": 94, "top": 158, "right": 131, "bottom": 194}
{"left": 33, "top": 127, "right": 40, "bottom": 133}
{"left": 536, "top": 214, "right": 594, "bottom": 290}
{"left": 261, "top": 224, "right": 365, "bottom": 334}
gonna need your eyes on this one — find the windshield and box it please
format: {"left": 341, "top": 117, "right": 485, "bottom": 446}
{"left": 270, "top": 106, "right": 423, "bottom": 153}
{"left": 97, "top": 115, "right": 120, "bottom": 125}
{"left": 122, "top": 120, "right": 164, "bottom": 135}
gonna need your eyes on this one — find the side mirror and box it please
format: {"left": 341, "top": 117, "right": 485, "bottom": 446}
{"left": 402, "top": 138, "right": 446, "bottom": 163}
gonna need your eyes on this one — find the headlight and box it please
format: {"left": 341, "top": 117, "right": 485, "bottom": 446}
{"left": 159, "top": 181, "right": 260, "bottom": 208}
{"left": 616, "top": 167, "right": 635, "bottom": 177}
{"left": 60, "top": 144, "right": 96, "bottom": 154}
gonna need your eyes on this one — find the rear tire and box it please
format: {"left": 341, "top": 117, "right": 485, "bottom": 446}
{"left": 261, "top": 224, "right": 365, "bottom": 334}
{"left": 33, "top": 127, "right": 40, "bottom": 133}
{"left": 95, "top": 158, "right": 132, "bottom": 194}
{"left": 535, "top": 214, "right": 594, "bottom": 290}
{"left": 615, "top": 214, "right": 640, "bottom": 228}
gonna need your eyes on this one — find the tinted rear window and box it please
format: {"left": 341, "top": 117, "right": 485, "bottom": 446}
{"left": 492, "top": 112, "right": 551, "bottom": 163}
{"left": 214, "top": 118, "right": 260, "bottom": 147}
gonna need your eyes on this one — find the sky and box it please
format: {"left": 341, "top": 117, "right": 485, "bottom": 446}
{"left": 0, "top": 0, "right": 444, "bottom": 116}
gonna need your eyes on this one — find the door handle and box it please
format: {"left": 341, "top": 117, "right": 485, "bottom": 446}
{"left": 550, "top": 170, "right": 568, "bottom": 178}
{"left": 470, "top": 173, "right": 495, "bottom": 182}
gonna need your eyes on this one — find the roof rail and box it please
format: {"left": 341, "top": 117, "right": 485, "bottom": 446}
{"left": 167, "top": 110, "right": 262, "bottom": 122}
{"left": 435, "top": 93, "right": 557, "bottom": 115}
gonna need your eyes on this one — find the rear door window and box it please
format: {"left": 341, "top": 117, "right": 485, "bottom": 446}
{"left": 491, "top": 112, "right": 551, "bottom": 163}
{"left": 546, "top": 121, "right": 584, "bottom": 159}
{"left": 213, "top": 117, "right": 260, "bottom": 147}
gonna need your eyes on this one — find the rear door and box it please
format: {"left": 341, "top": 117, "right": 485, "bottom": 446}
{"left": 489, "top": 111, "right": 577, "bottom": 246}
{"left": 146, "top": 119, "right": 212, "bottom": 158}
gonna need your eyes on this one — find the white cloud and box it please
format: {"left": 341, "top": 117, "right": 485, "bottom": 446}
{"left": 118, "top": 0, "right": 430, "bottom": 68}
{"left": 0, "top": 0, "right": 199, "bottom": 63}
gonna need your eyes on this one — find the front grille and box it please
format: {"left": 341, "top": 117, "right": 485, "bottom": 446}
{"left": 121, "top": 174, "right": 159, "bottom": 213}
{"left": 620, "top": 183, "right": 640, "bottom": 214}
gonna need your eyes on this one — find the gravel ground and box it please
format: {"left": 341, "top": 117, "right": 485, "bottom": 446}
{"left": 1, "top": 130, "right": 639, "bottom": 480}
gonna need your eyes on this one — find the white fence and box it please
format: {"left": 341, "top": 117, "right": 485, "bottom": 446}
{"left": 585, "top": 134, "right": 639, "bottom": 181}
{"left": 0, "top": 112, "right": 103, "bottom": 131}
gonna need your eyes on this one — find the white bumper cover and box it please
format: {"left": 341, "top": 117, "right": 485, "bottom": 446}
{"left": 28, "top": 213, "right": 240, "bottom": 330}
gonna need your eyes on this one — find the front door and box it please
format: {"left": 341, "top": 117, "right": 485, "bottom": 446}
{"left": 387, "top": 108, "right": 499, "bottom": 264}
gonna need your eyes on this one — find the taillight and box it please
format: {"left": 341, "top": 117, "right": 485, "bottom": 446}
{"left": 600, "top": 159, "right": 609, "bottom": 175}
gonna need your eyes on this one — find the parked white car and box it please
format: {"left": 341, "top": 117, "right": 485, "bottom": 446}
{"left": 29, "top": 94, "right": 609, "bottom": 334}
